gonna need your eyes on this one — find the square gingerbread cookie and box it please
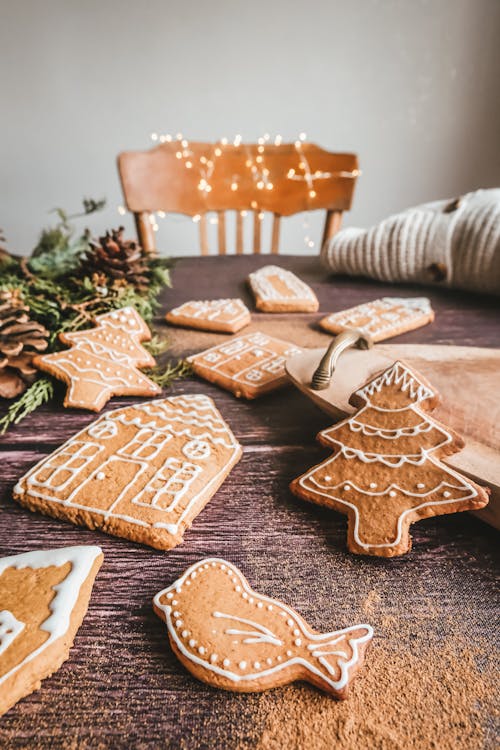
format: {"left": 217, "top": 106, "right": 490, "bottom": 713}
{"left": 166, "top": 299, "right": 251, "bottom": 333}
{"left": 188, "top": 332, "right": 303, "bottom": 399}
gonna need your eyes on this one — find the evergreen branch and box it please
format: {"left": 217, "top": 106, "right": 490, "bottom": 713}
{"left": 145, "top": 359, "right": 192, "bottom": 389}
{"left": 0, "top": 377, "right": 55, "bottom": 434}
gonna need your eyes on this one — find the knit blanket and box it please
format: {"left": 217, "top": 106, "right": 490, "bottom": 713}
{"left": 321, "top": 188, "right": 500, "bottom": 295}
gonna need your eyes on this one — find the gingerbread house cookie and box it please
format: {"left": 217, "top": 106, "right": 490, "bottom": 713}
{"left": 166, "top": 299, "right": 251, "bottom": 334}
{"left": 319, "top": 297, "right": 434, "bottom": 342}
{"left": 248, "top": 266, "right": 319, "bottom": 313}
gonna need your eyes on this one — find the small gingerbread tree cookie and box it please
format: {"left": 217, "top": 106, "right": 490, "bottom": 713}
{"left": 290, "top": 361, "right": 489, "bottom": 557}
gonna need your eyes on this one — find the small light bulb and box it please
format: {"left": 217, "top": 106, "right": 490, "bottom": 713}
{"left": 266, "top": 182, "right": 273, "bottom": 190}
{"left": 117, "top": 205, "right": 126, "bottom": 215}
{"left": 153, "top": 224, "right": 159, "bottom": 232}
{"left": 205, "top": 185, "right": 212, "bottom": 192}
{"left": 263, "top": 133, "right": 270, "bottom": 141}
{"left": 176, "top": 133, "right": 183, "bottom": 140}
{"left": 287, "top": 169, "right": 295, "bottom": 178}
{"left": 215, "top": 147, "right": 222, "bottom": 156}
{"left": 231, "top": 182, "right": 238, "bottom": 191}
{"left": 245, "top": 159, "right": 252, "bottom": 167}
{"left": 263, "top": 168, "right": 269, "bottom": 176}
{"left": 207, "top": 160, "right": 213, "bottom": 168}
{"left": 299, "top": 132, "right": 307, "bottom": 141}
{"left": 241, "top": 210, "right": 247, "bottom": 217}
{"left": 165, "top": 134, "right": 172, "bottom": 142}
{"left": 234, "top": 134, "right": 242, "bottom": 146}
{"left": 186, "top": 161, "right": 192, "bottom": 168}
{"left": 151, "top": 132, "right": 158, "bottom": 141}
{"left": 149, "top": 214, "right": 156, "bottom": 224}
{"left": 157, "top": 210, "right": 166, "bottom": 218}
{"left": 256, "top": 155, "right": 263, "bottom": 163}
{"left": 257, "top": 181, "right": 264, "bottom": 189}
{"left": 251, "top": 200, "right": 258, "bottom": 209}
{"left": 200, "top": 156, "right": 207, "bottom": 164}
{"left": 258, "top": 211, "right": 264, "bottom": 220}
{"left": 258, "top": 137, "right": 265, "bottom": 145}
{"left": 299, "top": 161, "right": 305, "bottom": 169}
{"left": 257, "top": 145, "right": 264, "bottom": 153}
{"left": 159, "top": 135, "right": 166, "bottom": 143}
{"left": 309, "top": 189, "right": 317, "bottom": 198}
{"left": 308, "top": 240, "right": 315, "bottom": 248}
{"left": 175, "top": 151, "right": 182, "bottom": 159}
{"left": 295, "top": 140, "right": 301, "bottom": 148}
{"left": 221, "top": 137, "right": 228, "bottom": 145}
{"left": 193, "top": 214, "right": 201, "bottom": 223}
{"left": 181, "top": 139, "right": 188, "bottom": 148}
{"left": 274, "top": 135, "right": 282, "bottom": 145}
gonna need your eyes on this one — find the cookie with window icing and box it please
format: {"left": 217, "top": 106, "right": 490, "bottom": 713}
{"left": 0, "top": 545, "right": 102, "bottom": 716}
{"left": 14, "top": 395, "right": 241, "bottom": 550}
{"left": 188, "top": 331, "right": 303, "bottom": 399}
{"left": 319, "top": 297, "right": 434, "bottom": 342}
{"left": 248, "top": 266, "right": 319, "bottom": 313}
{"left": 290, "top": 361, "right": 489, "bottom": 557}
{"left": 33, "top": 306, "right": 161, "bottom": 412}
{"left": 153, "top": 558, "right": 373, "bottom": 699}
{"left": 166, "top": 299, "right": 251, "bottom": 333}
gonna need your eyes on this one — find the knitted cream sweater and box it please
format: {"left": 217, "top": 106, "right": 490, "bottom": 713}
{"left": 321, "top": 189, "right": 500, "bottom": 295}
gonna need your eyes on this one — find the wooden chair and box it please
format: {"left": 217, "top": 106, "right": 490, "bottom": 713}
{"left": 117, "top": 141, "right": 359, "bottom": 255}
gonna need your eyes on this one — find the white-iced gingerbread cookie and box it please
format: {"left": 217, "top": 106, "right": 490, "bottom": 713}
{"left": 248, "top": 266, "right": 319, "bottom": 313}
{"left": 290, "top": 361, "right": 489, "bottom": 557}
{"left": 34, "top": 306, "right": 161, "bottom": 411}
{"left": 154, "top": 558, "right": 373, "bottom": 699}
{"left": 0, "top": 545, "right": 102, "bottom": 716}
{"left": 188, "top": 331, "right": 303, "bottom": 399}
{"left": 14, "top": 395, "right": 241, "bottom": 550}
{"left": 166, "top": 299, "right": 251, "bottom": 334}
{"left": 319, "top": 297, "right": 434, "bottom": 341}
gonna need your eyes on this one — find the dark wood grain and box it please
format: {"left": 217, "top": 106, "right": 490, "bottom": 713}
{"left": 0, "top": 255, "right": 498, "bottom": 749}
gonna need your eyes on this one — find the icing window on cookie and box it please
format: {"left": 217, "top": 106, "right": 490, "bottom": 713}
{"left": 88, "top": 420, "right": 118, "bottom": 440}
{"left": 182, "top": 440, "right": 211, "bottom": 460}
{"left": 29, "top": 441, "right": 103, "bottom": 490}
{"left": 136, "top": 457, "right": 202, "bottom": 512}
{"left": 0, "top": 610, "right": 25, "bottom": 656}
{"left": 118, "top": 428, "right": 172, "bottom": 460}
{"left": 245, "top": 369, "right": 264, "bottom": 382}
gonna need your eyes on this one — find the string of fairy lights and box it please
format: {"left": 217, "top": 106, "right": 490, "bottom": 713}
{"left": 117, "top": 132, "right": 361, "bottom": 251}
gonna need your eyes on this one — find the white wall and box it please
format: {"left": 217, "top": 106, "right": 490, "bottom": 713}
{"left": 1, "top": 0, "right": 499, "bottom": 256}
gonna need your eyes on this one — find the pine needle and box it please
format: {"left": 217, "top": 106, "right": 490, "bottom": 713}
{"left": 146, "top": 359, "right": 192, "bottom": 389}
{"left": 0, "top": 377, "right": 55, "bottom": 435}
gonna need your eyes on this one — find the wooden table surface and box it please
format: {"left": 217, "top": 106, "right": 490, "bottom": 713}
{"left": 0, "top": 255, "right": 498, "bottom": 749}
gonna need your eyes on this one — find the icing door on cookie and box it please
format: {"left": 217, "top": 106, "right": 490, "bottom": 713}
{"left": 72, "top": 456, "right": 145, "bottom": 512}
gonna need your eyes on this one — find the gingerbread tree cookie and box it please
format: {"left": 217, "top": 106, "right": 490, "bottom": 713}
{"left": 290, "top": 361, "right": 489, "bottom": 557}
{"left": 34, "top": 306, "right": 161, "bottom": 411}
{"left": 154, "top": 558, "right": 373, "bottom": 699}
{"left": 0, "top": 545, "right": 102, "bottom": 716}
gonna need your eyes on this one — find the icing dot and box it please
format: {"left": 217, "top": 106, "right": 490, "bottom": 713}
{"left": 186, "top": 581, "right": 191, "bottom": 586}
{"left": 232, "top": 577, "right": 238, "bottom": 584}
{"left": 235, "top": 585, "right": 241, "bottom": 593}
{"left": 257, "top": 602, "right": 263, "bottom": 608}
{"left": 295, "top": 639, "right": 302, "bottom": 647}
{"left": 324, "top": 475, "right": 332, "bottom": 482}
{"left": 181, "top": 630, "right": 189, "bottom": 638}
{"left": 189, "top": 639, "right": 196, "bottom": 648}
{"left": 389, "top": 491, "right": 397, "bottom": 497}
{"left": 443, "top": 491, "right": 451, "bottom": 498}
{"left": 211, "top": 562, "right": 216, "bottom": 567}
{"left": 344, "top": 484, "right": 350, "bottom": 491}
{"left": 370, "top": 482, "right": 377, "bottom": 489}
{"left": 417, "top": 483, "right": 425, "bottom": 489}
{"left": 266, "top": 658, "right": 273, "bottom": 665}
{"left": 191, "top": 571, "right": 197, "bottom": 579}
{"left": 249, "top": 597, "right": 254, "bottom": 604}
{"left": 166, "top": 593, "right": 174, "bottom": 599}
{"left": 198, "top": 646, "right": 205, "bottom": 655}
{"left": 96, "top": 472, "right": 106, "bottom": 480}
{"left": 253, "top": 661, "right": 260, "bottom": 669}
{"left": 267, "top": 605, "right": 273, "bottom": 611}
{"left": 173, "top": 611, "right": 180, "bottom": 618}
{"left": 223, "top": 658, "right": 231, "bottom": 667}
{"left": 293, "top": 629, "right": 300, "bottom": 636}
{"left": 239, "top": 661, "right": 247, "bottom": 670}
{"left": 286, "top": 650, "right": 293, "bottom": 657}
{"left": 242, "top": 592, "right": 248, "bottom": 599}
{"left": 175, "top": 620, "right": 183, "bottom": 628}
{"left": 220, "top": 564, "right": 226, "bottom": 570}
{"left": 287, "top": 619, "right": 294, "bottom": 627}
{"left": 277, "top": 656, "right": 282, "bottom": 662}
{"left": 172, "top": 600, "right": 178, "bottom": 606}
{"left": 210, "top": 654, "right": 218, "bottom": 663}
{"left": 204, "top": 563, "right": 209, "bottom": 569}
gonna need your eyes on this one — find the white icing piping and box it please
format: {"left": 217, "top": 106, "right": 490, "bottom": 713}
{"left": 153, "top": 558, "right": 373, "bottom": 692}
{"left": 0, "top": 611, "right": 25, "bottom": 656}
{"left": 249, "top": 266, "right": 317, "bottom": 302}
{"left": 323, "top": 297, "right": 432, "bottom": 336}
{"left": 169, "top": 299, "right": 249, "bottom": 324}
{"left": 0, "top": 546, "right": 102, "bottom": 686}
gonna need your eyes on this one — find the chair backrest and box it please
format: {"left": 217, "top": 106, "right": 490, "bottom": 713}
{"left": 117, "top": 141, "right": 359, "bottom": 255}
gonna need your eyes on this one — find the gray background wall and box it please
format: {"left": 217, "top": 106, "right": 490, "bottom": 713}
{"left": 1, "top": 0, "right": 499, "bottom": 256}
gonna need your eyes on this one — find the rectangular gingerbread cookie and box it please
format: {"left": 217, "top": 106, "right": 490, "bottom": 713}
{"left": 248, "top": 266, "right": 319, "bottom": 313}
{"left": 188, "top": 331, "right": 303, "bottom": 399}
{"left": 166, "top": 299, "right": 251, "bottom": 334}
{"left": 319, "top": 297, "right": 434, "bottom": 342}
{"left": 0, "top": 545, "right": 102, "bottom": 716}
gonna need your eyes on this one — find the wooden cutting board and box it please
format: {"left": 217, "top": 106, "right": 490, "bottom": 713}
{"left": 286, "top": 344, "right": 500, "bottom": 529}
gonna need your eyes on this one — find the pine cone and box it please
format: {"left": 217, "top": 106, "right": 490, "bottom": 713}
{"left": 81, "top": 227, "right": 150, "bottom": 292}
{"left": 0, "top": 291, "right": 49, "bottom": 398}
